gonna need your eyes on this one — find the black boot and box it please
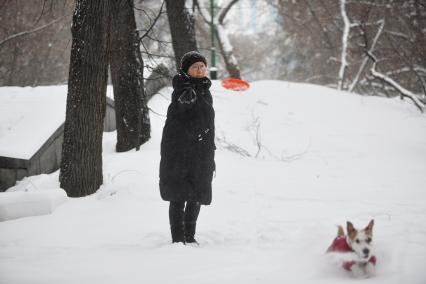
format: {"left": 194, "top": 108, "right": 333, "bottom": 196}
{"left": 184, "top": 222, "right": 198, "bottom": 244}
{"left": 169, "top": 201, "right": 185, "bottom": 244}
{"left": 171, "top": 224, "right": 185, "bottom": 244}
{"left": 183, "top": 202, "right": 201, "bottom": 244}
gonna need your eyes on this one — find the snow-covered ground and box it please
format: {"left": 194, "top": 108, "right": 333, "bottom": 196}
{"left": 1, "top": 81, "right": 426, "bottom": 283}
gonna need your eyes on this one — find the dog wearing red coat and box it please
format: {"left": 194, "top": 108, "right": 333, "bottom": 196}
{"left": 327, "top": 220, "right": 376, "bottom": 278}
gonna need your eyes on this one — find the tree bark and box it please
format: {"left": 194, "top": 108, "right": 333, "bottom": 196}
{"left": 110, "top": 0, "right": 150, "bottom": 152}
{"left": 215, "top": 26, "right": 241, "bottom": 79}
{"left": 165, "top": 0, "right": 198, "bottom": 71}
{"left": 217, "top": 0, "right": 241, "bottom": 79}
{"left": 59, "top": 0, "right": 110, "bottom": 197}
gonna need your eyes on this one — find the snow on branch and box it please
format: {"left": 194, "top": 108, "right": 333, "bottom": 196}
{"left": 338, "top": 0, "right": 351, "bottom": 90}
{"left": 349, "top": 19, "right": 385, "bottom": 29}
{"left": 414, "top": 65, "right": 426, "bottom": 75}
{"left": 138, "top": 1, "right": 165, "bottom": 41}
{"left": 346, "top": 0, "right": 390, "bottom": 7}
{"left": 194, "top": 0, "right": 210, "bottom": 24}
{"left": 216, "top": 24, "right": 238, "bottom": 65}
{"left": 367, "top": 52, "right": 425, "bottom": 112}
{"left": 385, "top": 30, "right": 413, "bottom": 41}
{"left": 0, "top": 16, "right": 66, "bottom": 47}
{"left": 348, "top": 19, "right": 384, "bottom": 92}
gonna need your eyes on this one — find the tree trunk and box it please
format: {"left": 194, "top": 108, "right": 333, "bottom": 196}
{"left": 217, "top": 0, "right": 241, "bottom": 79}
{"left": 215, "top": 26, "right": 241, "bottom": 79}
{"left": 59, "top": 0, "right": 110, "bottom": 197}
{"left": 110, "top": 0, "right": 150, "bottom": 152}
{"left": 165, "top": 0, "right": 198, "bottom": 71}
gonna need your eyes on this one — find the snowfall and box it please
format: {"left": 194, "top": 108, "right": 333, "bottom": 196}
{"left": 1, "top": 81, "right": 426, "bottom": 284}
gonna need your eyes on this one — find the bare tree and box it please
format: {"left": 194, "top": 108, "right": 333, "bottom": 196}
{"left": 270, "top": 0, "right": 341, "bottom": 85}
{"left": 110, "top": 0, "right": 151, "bottom": 152}
{"left": 368, "top": 51, "right": 425, "bottom": 112}
{"left": 0, "top": 0, "right": 73, "bottom": 86}
{"left": 346, "top": 0, "right": 425, "bottom": 110}
{"left": 195, "top": 0, "right": 241, "bottom": 79}
{"left": 267, "top": 0, "right": 425, "bottom": 110}
{"left": 60, "top": 0, "right": 111, "bottom": 197}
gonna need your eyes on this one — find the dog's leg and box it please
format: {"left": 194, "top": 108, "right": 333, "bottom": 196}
{"left": 350, "top": 263, "right": 367, "bottom": 278}
{"left": 364, "top": 262, "right": 376, "bottom": 278}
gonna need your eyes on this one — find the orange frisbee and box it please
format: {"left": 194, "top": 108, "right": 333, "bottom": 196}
{"left": 221, "top": 78, "right": 250, "bottom": 91}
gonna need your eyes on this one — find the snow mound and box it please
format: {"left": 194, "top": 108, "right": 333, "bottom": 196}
{"left": 0, "top": 173, "right": 67, "bottom": 221}
{"left": 0, "top": 190, "right": 67, "bottom": 222}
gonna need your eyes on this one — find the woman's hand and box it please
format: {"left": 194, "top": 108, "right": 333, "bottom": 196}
{"left": 178, "top": 87, "right": 197, "bottom": 105}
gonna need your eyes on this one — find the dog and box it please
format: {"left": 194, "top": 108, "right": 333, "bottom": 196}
{"left": 326, "top": 219, "right": 376, "bottom": 278}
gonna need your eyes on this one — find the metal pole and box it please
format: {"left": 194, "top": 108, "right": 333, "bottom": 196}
{"left": 210, "top": 0, "right": 217, "bottom": 79}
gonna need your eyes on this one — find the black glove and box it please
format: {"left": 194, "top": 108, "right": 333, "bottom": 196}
{"left": 178, "top": 87, "right": 197, "bottom": 105}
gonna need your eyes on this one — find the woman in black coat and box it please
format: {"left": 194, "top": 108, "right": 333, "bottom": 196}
{"left": 159, "top": 51, "right": 215, "bottom": 244}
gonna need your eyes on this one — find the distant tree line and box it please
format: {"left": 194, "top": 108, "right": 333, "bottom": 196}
{"left": 0, "top": 0, "right": 73, "bottom": 86}
{"left": 265, "top": 0, "right": 425, "bottom": 109}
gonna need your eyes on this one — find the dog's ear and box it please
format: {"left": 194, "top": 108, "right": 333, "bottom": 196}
{"left": 346, "top": 221, "right": 356, "bottom": 237}
{"left": 365, "top": 219, "right": 374, "bottom": 233}
{"left": 337, "top": 225, "right": 345, "bottom": 237}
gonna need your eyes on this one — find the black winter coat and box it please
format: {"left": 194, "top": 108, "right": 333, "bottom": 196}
{"left": 159, "top": 71, "right": 215, "bottom": 205}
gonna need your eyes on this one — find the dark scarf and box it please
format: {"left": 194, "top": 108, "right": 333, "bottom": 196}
{"left": 173, "top": 70, "right": 212, "bottom": 91}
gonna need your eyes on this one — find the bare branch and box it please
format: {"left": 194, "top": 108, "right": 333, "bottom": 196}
{"left": 0, "top": 15, "right": 66, "bottom": 47}
{"left": 138, "top": 1, "right": 165, "bottom": 40}
{"left": 367, "top": 52, "right": 425, "bottom": 112}
{"left": 32, "top": 0, "right": 48, "bottom": 26}
{"left": 385, "top": 30, "right": 412, "bottom": 41}
{"left": 349, "top": 19, "right": 384, "bottom": 92}
{"left": 218, "top": 0, "right": 239, "bottom": 25}
{"left": 216, "top": 134, "right": 251, "bottom": 157}
{"left": 303, "top": 0, "right": 334, "bottom": 48}
{"left": 194, "top": 0, "right": 210, "bottom": 24}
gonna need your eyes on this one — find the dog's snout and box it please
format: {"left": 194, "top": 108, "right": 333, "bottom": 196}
{"left": 363, "top": 248, "right": 370, "bottom": 255}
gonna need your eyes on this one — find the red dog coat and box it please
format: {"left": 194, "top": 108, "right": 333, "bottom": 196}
{"left": 327, "top": 236, "right": 377, "bottom": 270}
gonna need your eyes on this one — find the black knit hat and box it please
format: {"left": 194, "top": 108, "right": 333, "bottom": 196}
{"left": 180, "top": 51, "right": 207, "bottom": 73}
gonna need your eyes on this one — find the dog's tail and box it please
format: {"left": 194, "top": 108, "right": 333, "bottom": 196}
{"left": 337, "top": 225, "right": 345, "bottom": 237}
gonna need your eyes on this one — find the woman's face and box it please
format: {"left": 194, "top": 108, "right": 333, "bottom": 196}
{"left": 187, "top": 61, "right": 207, "bottom": 78}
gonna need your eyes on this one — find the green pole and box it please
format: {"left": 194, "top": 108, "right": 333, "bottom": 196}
{"left": 210, "top": 0, "right": 217, "bottom": 79}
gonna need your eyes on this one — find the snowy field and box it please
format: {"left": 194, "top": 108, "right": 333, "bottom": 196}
{"left": 1, "top": 81, "right": 426, "bottom": 284}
